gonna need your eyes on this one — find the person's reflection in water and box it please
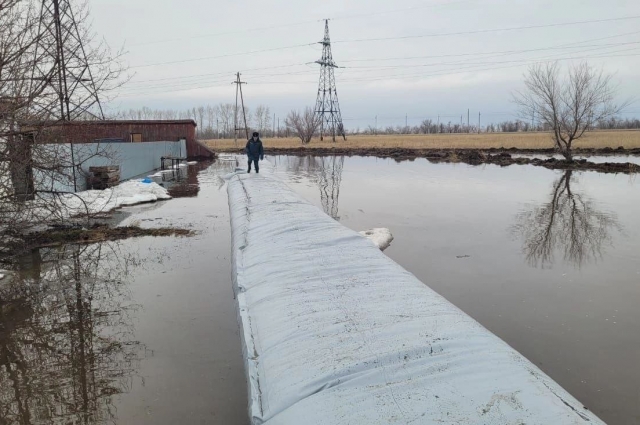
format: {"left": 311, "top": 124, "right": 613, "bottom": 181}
{"left": 512, "top": 170, "right": 621, "bottom": 268}
{"left": 0, "top": 242, "right": 143, "bottom": 424}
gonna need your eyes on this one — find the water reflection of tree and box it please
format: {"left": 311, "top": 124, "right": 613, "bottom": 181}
{"left": 512, "top": 170, "right": 621, "bottom": 268}
{"left": 0, "top": 242, "right": 142, "bottom": 424}
{"left": 279, "top": 155, "right": 344, "bottom": 220}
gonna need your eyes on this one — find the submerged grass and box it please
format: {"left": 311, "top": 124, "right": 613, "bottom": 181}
{"left": 204, "top": 130, "right": 640, "bottom": 151}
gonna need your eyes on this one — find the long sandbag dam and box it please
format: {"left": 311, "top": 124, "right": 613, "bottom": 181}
{"left": 226, "top": 164, "right": 603, "bottom": 425}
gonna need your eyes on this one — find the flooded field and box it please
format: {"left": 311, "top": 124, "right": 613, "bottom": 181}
{"left": 0, "top": 156, "right": 638, "bottom": 424}
{"left": 270, "top": 155, "right": 640, "bottom": 425}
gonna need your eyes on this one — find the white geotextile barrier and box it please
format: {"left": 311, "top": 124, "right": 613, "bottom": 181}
{"left": 227, "top": 169, "right": 603, "bottom": 425}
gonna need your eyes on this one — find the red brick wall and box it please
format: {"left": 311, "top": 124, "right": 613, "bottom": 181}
{"left": 35, "top": 120, "right": 213, "bottom": 159}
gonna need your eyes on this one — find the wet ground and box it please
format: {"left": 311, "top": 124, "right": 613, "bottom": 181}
{"left": 1, "top": 156, "right": 638, "bottom": 424}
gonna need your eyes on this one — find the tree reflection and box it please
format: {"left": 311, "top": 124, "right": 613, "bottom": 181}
{"left": 0, "top": 242, "right": 142, "bottom": 424}
{"left": 512, "top": 170, "right": 621, "bottom": 268}
{"left": 277, "top": 155, "right": 344, "bottom": 220}
{"left": 317, "top": 157, "right": 344, "bottom": 220}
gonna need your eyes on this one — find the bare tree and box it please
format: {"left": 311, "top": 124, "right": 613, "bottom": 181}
{"left": 0, "top": 0, "right": 126, "bottom": 236}
{"left": 205, "top": 104, "right": 215, "bottom": 137}
{"left": 514, "top": 62, "right": 627, "bottom": 161}
{"left": 216, "top": 103, "right": 234, "bottom": 138}
{"left": 253, "top": 105, "right": 271, "bottom": 136}
{"left": 285, "top": 107, "right": 320, "bottom": 144}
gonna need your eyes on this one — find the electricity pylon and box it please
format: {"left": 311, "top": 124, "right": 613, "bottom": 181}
{"left": 314, "top": 19, "right": 346, "bottom": 142}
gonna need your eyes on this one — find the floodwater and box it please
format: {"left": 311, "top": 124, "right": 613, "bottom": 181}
{"left": 0, "top": 160, "right": 248, "bottom": 425}
{"left": 0, "top": 156, "right": 638, "bottom": 424}
{"left": 270, "top": 155, "right": 640, "bottom": 425}
{"left": 510, "top": 153, "right": 640, "bottom": 165}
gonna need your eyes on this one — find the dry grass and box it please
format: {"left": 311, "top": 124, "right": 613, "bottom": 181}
{"left": 203, "top": 130, "right": 640, "bottom": 151}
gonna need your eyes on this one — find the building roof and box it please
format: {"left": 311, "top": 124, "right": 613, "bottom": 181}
{"left": 25, "top": 119, "right": 198, "bottom": 127}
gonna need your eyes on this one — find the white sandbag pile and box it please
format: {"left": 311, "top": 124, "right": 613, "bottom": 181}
{"left": 227, "top": 171, "right": 603, "bottom": 425}
{"left": 360, "top": 227, "right": 394, "bottom": 251}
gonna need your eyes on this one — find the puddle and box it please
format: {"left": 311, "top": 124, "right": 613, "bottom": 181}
{"left": 271, "top": 155, "right": 639, "bottom": 425}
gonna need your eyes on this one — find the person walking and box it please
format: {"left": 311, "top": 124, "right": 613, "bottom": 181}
{"left": 245, "top": 131, "right": 264, "bottom": 173}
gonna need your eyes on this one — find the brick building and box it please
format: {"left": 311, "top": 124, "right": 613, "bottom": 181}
{"left": 33, "top": 119, "right": 214, "bottom": 159}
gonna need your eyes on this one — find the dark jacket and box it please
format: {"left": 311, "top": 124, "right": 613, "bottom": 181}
{"left": 246, "top": 139, "right": 264, "bottom": 160}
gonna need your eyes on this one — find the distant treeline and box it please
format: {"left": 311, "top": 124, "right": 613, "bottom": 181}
{"left": 351, "top": 117, "right": 640, "bottom": 135}
{"left": 115, "top": 107, "right": 640, "bottom": 138}
{"left": 115, "top": 104, "right": 279, "bottom": 139}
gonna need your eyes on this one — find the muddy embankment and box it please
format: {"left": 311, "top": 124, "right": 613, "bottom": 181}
{"left": 222, "top": 146, "right": 640, "bottom": 173}
{"left": 2, "top": 224, "right": 193, "bottom": 257}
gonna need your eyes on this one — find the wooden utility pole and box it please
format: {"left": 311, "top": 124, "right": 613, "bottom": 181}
{"left": 232, "top": 72, "right": 248, "bottom": 147}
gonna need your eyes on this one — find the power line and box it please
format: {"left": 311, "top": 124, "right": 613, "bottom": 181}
{"left": 121, "top": 31, "right": 640, "bottom": 90}
{"left": 341, "top": 43, "right": 640, "bottom": 72}
{"left": 341, "top": 33, "right": 640, "bottom": 64}
{"left": 126, "top": 0, "right": 473, "bottom": 48}
{"left": 115, "top": 49, "right": 640, "bottom": 98}
{"left": 119, "top": 69, "right": 319, "bottom": 94}
{"left": 335, "top": 49, "right": 640, "bottom": 84}
{"left": 126, "top": 15, "right": 640, "bottom": 71}
{"left": 128, "top": 62, "right": 310, "bottom": 84}
{"left": 129, "top": 43, "right": 315, "bottom": 68}
{"left": 333, "top": 15, "right": 640, "bottom": 44}
{"left": 331, "top": 0, "right": 474, "bottom": 21}
{"left": 112, "top": 32, "right": 640, "bottom": 97}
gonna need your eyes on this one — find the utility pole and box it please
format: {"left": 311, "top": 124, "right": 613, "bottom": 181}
{"left": 314, "top": 19, "right": 346, "bottom": 141}
{"left": 460, "top": 115, "right": 463, "bottom": 133}
{"left": 532, "top": 109, "right": 535, "bottom": 129}
{"left": 232, "top": 72, "right": 248, "bottom": 147}
{"left": 437, "top": 115, "right": 440, "bottom": 133}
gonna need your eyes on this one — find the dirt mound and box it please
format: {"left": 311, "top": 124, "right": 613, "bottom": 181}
{"left": 227, "top": 146, "right": 640, "bottom": 174}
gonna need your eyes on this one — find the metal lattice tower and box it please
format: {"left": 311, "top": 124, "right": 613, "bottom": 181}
{"left": 314, "top": 20, "right": 346, "bottom": 142}
{"left": 31, "top": 0, "right": 105, "bottom": 121}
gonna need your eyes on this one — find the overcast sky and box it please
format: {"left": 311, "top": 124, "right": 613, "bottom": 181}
{"left": 90, "top": 0, "right": 640, "bottom": 128}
